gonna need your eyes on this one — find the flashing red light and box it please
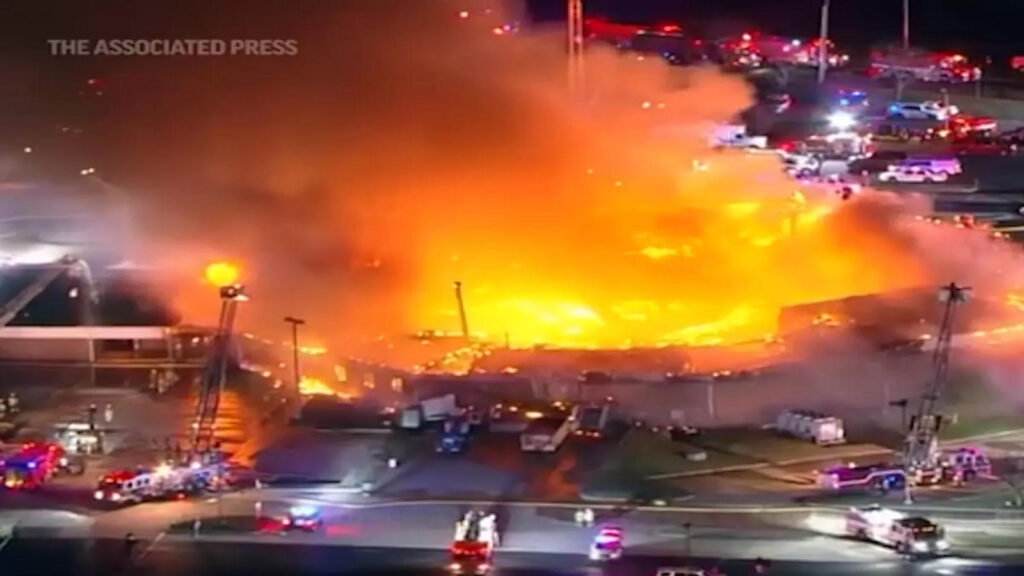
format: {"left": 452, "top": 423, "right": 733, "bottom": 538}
{"left": 662, "top": 25, "right": 680, "bottom": 32}
{"left": 741, "top": 33, "right": 752, "bottom": 42}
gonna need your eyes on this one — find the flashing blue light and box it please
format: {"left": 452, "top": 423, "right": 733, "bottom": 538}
{"left": 289, "top": 505, "right": 319, "bottom": 518}
{"left": 27, "top": 461, "right": 36, "bottom": 469}
{"left": 889, "top": 104, "right": 900, "bottom": 112}
{"left": 839, "top": 99, "right": 849, "bottom": 106}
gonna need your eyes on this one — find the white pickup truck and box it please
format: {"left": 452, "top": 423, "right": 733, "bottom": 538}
{"left": 846, "top": 505, "right": 949, "bottom": 557}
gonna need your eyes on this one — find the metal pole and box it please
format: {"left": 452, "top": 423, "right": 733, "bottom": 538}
{"left": 453, "top": 282, "right": 470, "bottom": 340}
{"left": 284, "top": 316, "right": 305, "bottom": 390}
{"left": 817, "top": 0, "right": 830, "bottom": 84}
{"left": 706, "top": 382, "right": 715, "bottom": 419}
{"left": 292, "top": 322, "right": 300, "bottom": 387}
{"left": 567, "top": 0, "right": 584, "bottom": 95}
{"left": 902, "top": 0, "right": 910, "bottom": 50}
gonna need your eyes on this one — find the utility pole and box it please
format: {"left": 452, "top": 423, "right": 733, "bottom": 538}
{"left": 567, "top": 0, "right": 585, "bottom": 95}
{"left": 284, "top": 316, "right": 305, "bottom": 391}
{"left": 453, "top": 281, "right": 470, "bottom": 340}
{"left": 817, "top": 0, "right": 830, "bottom": 84}
{"left": 902, "top": 0, "right": 910, "bottom": 50}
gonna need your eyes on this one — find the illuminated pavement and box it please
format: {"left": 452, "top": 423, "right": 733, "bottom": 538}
{"left": 6, "top": 486, "right": 1024, "bottom": 574}
{"left": 3, "top": 537, "right": 1021, "bottom": 576}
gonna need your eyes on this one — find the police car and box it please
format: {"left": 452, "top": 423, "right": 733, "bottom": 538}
{"left": 589, "top": 526, "right": 624, "bottom": 561}
{"left": 283, "top": 505, "right": 323, "bottom": 532}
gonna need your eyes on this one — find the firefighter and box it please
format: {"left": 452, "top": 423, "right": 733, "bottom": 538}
{"left": 583, "top": 507, "right": 595, "bottom": 526}
{"left": 124, "top": 532, "right": 138, "bottom": 555}
{"left": 6, "top": 392, "right": 18, "bottom": 414}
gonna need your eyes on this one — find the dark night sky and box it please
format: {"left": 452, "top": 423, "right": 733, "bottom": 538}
{"left": 527, "top": 0, "right": 1024, "bottom": 58}
{"left": 0, "top": 0, "right": 1020, "bottom": 168}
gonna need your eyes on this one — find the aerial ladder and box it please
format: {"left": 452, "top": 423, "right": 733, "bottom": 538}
{"left": 899, "top": 282, "right": 970, "bottom": 482}
{"left": 190, "top": 284, "right": 247, "bottom": 457}
{"left": 0, "top": 256, "right": 96, "bottom": 326}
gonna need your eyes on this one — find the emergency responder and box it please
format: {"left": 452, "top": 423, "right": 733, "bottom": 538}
{"left": 124, "top": 532, "right": 138, "bottom": 555}
{"left": 583, "top": 507, "right": 595, "bottom": 526}
{"left": 6, "top": 392, "right": 18, "bottom": 413}
{"left": 87, "top": 404, "right": 98, "bottom": 430}
{"left": 103, "top": 403, "right": 114, "bottom": 424}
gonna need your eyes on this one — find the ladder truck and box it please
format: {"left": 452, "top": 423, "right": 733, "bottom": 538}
{"left": 449, "top": 510, "right": 499, "bottom": 574}
{"left": 899, "top": 283, "right": 990, "bottom": 488}
{"left": 190, "top": 284, "right": 247, "bottom": 459}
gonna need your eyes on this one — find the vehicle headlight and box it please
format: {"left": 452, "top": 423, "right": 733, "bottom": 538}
{"left": 449, "top": 563, "right": 462, "bottom": 573}
{"left": 93, "top": 490, "right": 103, "bottom": 500}
{"left": 913, "top": 541, "right": 928, "bottom": 551}
{"left": 937, "top": 539, "right": 950, "bottom": 550}
{"left": 111, "top": 492, "right": 121, "bottom": 501}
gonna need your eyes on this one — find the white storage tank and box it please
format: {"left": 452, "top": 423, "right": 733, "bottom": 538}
{"left": 776, "top": 409, "right": 846, "bottom": 445}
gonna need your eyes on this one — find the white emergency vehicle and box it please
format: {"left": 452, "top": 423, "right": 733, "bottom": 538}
{"left": 93, "top": 461, "right": 223, "bottom": 505}
{"left": 709, "top": 124, "right": 767, "bottom": 150}
{"left": 589, "top": 525, "right": 624, "bottom": 561}
{"left": 878, "top": 165, "right": 950, "bottom": 183}
{"left": 845, "top": 505, "right": 949, "bottom": 557}
{"left": 450, "top": 510, "right": 499, "bottom": 574}
{"left": 775, "top": 410, "right": 846, "bottom": 445}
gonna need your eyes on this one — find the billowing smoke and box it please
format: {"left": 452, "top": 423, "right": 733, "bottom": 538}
{"left": 79, "top": 0, "right": 1024, "bottom": 358}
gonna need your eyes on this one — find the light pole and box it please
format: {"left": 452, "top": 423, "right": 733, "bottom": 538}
{"left": 284, "top": 316, "right": 305, "bottom": 391}
{"left": 567, "top": 0, "right": 584, "bottom": 95}
{"left": 817, "top": 0, "right": 830, "bottom": 84}
{"left": 902, "top": 0, "right": 910, "bottom": 50}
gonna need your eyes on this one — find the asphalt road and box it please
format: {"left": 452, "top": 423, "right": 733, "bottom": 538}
{"left": 1, "top": 537, "right": 1022, "bottom": 576}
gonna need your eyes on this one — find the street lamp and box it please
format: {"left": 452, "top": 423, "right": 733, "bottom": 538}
{"left": 283, "top": 316, "right": 305, "bottom": 391}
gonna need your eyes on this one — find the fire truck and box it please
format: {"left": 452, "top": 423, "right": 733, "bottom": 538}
{"left": 0, "top": 442, "right": 78, "bottom": 490}
{"left": 869, "top": 48, "right": 981, "bottom": 83}
{"left": 713, "top": 32, "right": 848, "bottom": 70}
{"left": 94, "top": 461, "right": 225, "bottom": 505}
{"left": 818, "top": 447, "right": 991, "bottom": 492}
{"left": 449, "top": 510, "right": 499, "bottom": 574}
{"left": 846, "top": 505, "right": 949, "bottom": 557}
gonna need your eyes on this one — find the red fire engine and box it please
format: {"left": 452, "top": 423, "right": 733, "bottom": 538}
{"left": 0, "top": 442, "right": 69, "bottom": 490}
{"left": 449, "top": 510, "right": 499, "bottom": 574}
{"left": 94, "top": 461, "right": 226, "bottom": 506}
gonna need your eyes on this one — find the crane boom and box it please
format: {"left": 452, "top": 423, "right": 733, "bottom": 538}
{"left": 900, "top": 282, "right": 970, "bottom": 470}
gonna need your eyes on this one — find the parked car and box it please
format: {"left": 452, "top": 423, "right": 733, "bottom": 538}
{"left": 886, "top": 101, "right": 959, "bottom": 121}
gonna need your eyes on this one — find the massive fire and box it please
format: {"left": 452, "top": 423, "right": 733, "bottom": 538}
{"left": 112, "top": 1, "right": 1024, "bottom": 359}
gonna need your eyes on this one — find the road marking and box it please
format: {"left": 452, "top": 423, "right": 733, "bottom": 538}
{"left": 0, "top": 534, "right": 11, "bottom": 554}
{"left": 138, "top": 531, "right": 165, "bottom": 559}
